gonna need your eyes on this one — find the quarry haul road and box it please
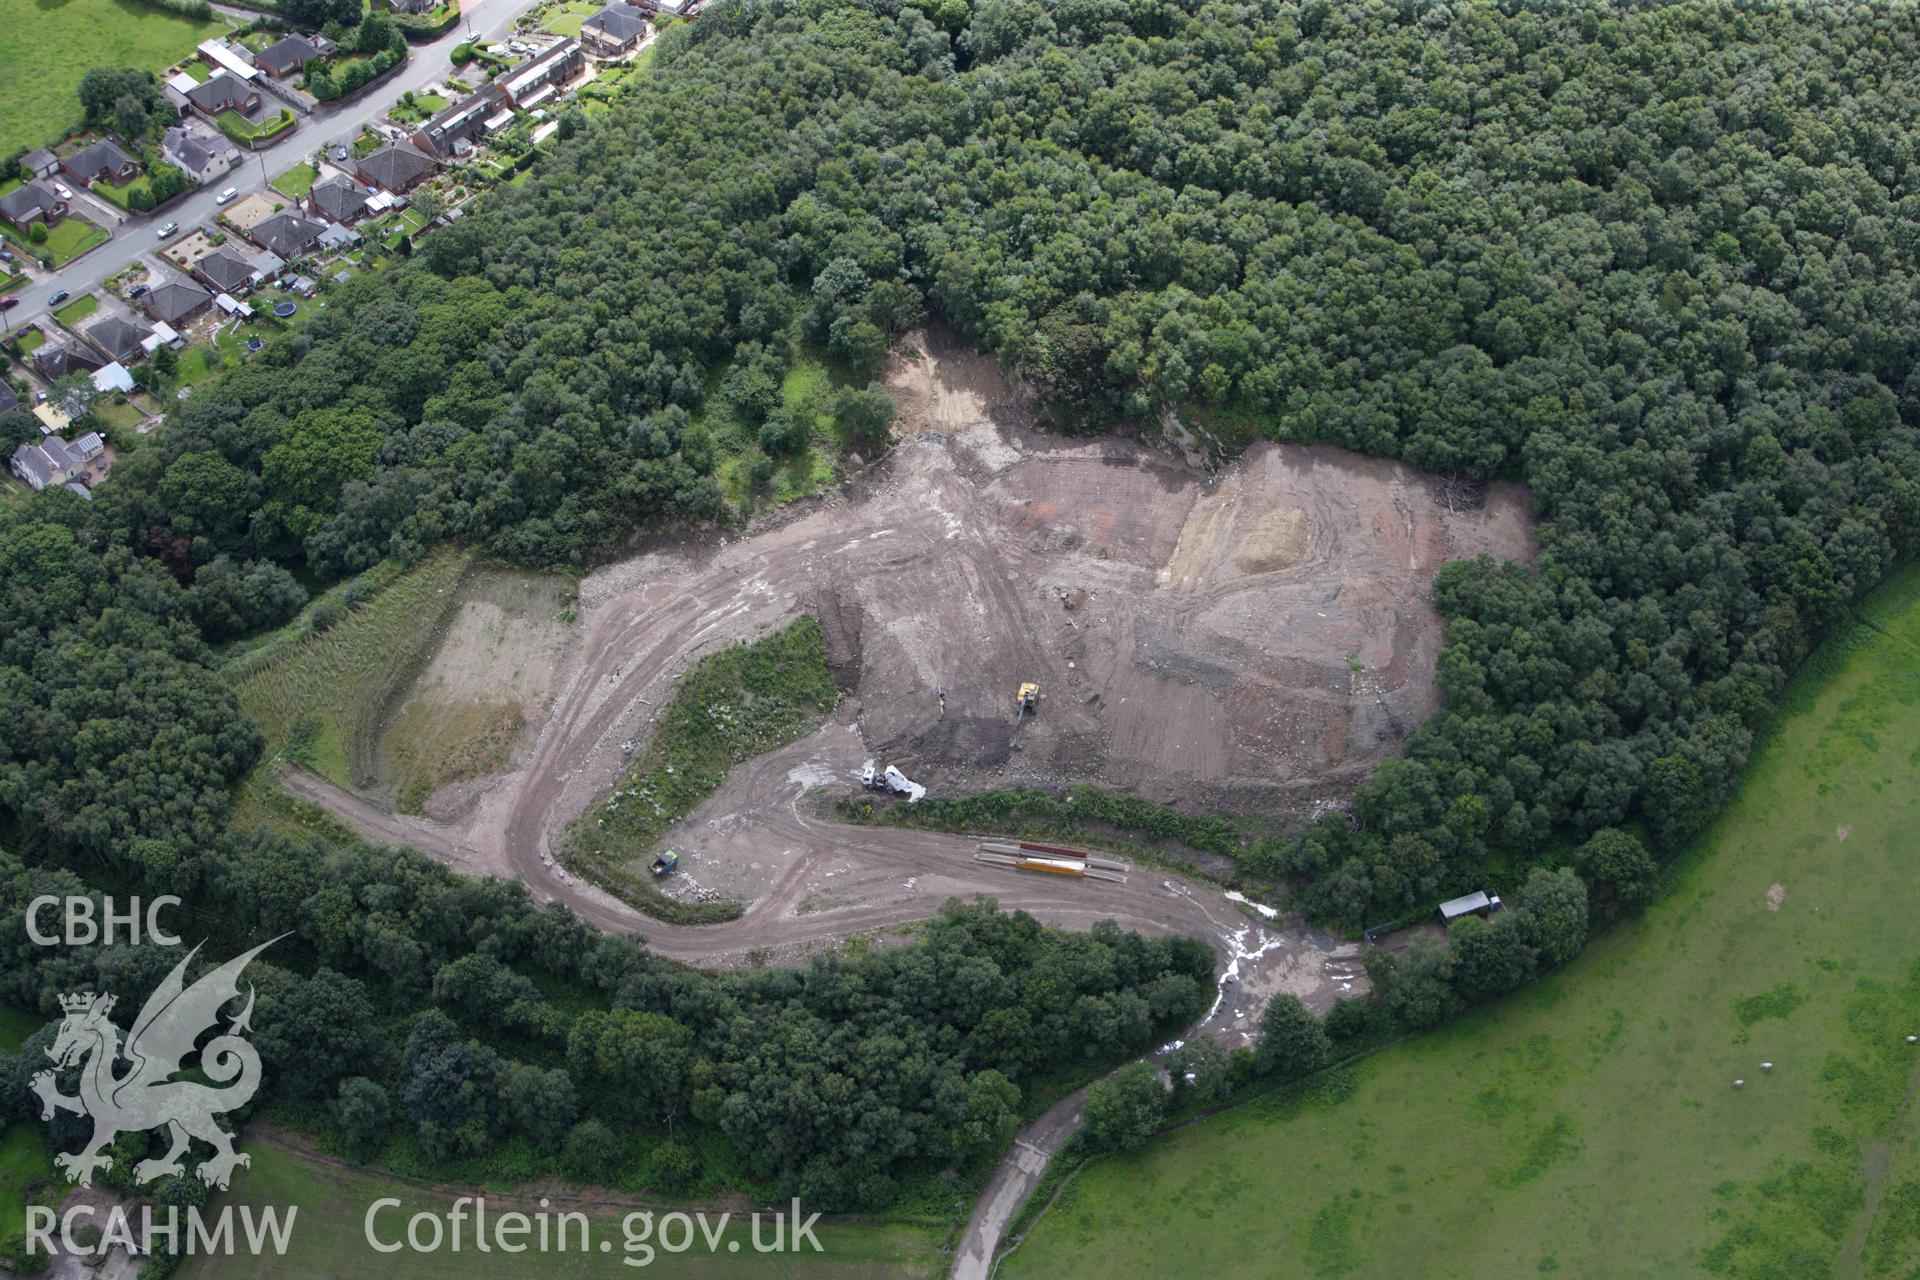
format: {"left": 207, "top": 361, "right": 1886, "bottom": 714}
{"left": 282, "top": 756, "right": 1362, "bottom": 1280}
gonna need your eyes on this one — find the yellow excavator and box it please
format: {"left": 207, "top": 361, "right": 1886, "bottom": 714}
{"left": 1013, "top": 683, "right": 1039, "bottom": 732}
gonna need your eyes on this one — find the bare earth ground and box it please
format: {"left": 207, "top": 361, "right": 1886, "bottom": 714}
{"left": 282, "top": 327, "right": 1533, "bottom": 1279}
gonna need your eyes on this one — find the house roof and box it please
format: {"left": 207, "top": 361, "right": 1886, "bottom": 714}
{"left": 307, "top": 176, "right": 368, "bottom": 222}
{"left": 0, "top": 382, "right": 20, "bottom": 415}
{"left": 65, "top": 139, "right": 138, "bottom": 181}
{"left": 197, "top": 39, "right": 258, "bottom": 81}
{"left": 33, "top": 342, "right": 105, "bottom": 379}
{"left": 1438, "top": 891, "right": 1495, "bottom": 919}
{"left": 585, "top": 3, "right": 649, "bottom": 41}
{"left": 187, "top": 72, "right": 253, "bottom": 113}
{"left": 252, "top": 211, "right": 328, "bottom": 258}
{"left": 356, "top": 141, "right": 436, "bottom": 191}
{"left": 0, "top": 182, "right": 62, "bottom": 223}
{"left": 11, "top": 443, "right": 54, "bottom": 488}
{"left": 163, "top": 126, "right": 219, "bottom": 174}
{"left": 258, "top": 33, "right": 321, "bottom": 74}
{"left": 502, "top": 39, "right": 581, "bottom": 99}
{"left": 65, "top": 480, "right": 94, "bottom": 501}
{"left": 145, "top": 279, "right": 212, "bottom": 324}
{"left": 83, "top": 314, "right": 148, "bottom": 363}
{"left": 21, "top": 148, "right": 57, "bottom": 171}
{"left": 196, "top": 248, "right": 257, "bottom": 291}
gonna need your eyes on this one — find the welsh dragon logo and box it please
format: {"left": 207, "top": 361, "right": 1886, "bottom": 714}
{"left": 31, "top": 939, "right": 279, "bottom": 1189}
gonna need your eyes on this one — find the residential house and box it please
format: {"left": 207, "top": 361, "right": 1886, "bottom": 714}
{"left": 162, "top": 125, "right": 238, "bottom": 186}
{"left": 0, "top": 182, "right": 68, "bottom": 230}
{"left": 186, "top": 73, "right": 262, "bottom": 121}
{"left": 250, "top": 211, "right": 328, "bottom": 259}
{"left": 306, "top": 175, "right": 369, "bottom": 224}
{"left": 0, "top": 382, "right": 20, "bottom": 416}
{"left": 19, "top": 149, "right": 59, "bottom": 179}
{"left": 194, "top": 247, "right": 260, "bottom": 295}
{"left": 256, "top": 33, "right": 336, "bottom": 79}
{"left": 9, "top": 436, "right": 83, "bottom": 492}
{"left": 62, "top": 139, "right": 141, "bottom": 187}
{"left": 498, "top": 39, "right": 584, "bottom": 110}
{"left": 581, "top": 3, "right": 649, "bottom": 56}
{"left": 411, "top": 83, "right": 510, "bottom": 159}
{"left": 82, "top": 315, "right": 150, "bottom": 366}
{"left": 355, "top": 141, "right": 437, "bottom": 193}
{"left": 142, "top": 279, "right": 213, "bottom": 326}
{"left": 32, "top": 341, "right": 104, "bottom": 381}
{"left": 387, "top": 0, "right": 434, "bottom": 13}
{"left": 197, "top": 39, "right": 260, "bottom": 84}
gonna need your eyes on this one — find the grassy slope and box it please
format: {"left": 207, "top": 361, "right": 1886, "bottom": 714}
{"left": 176, "top": 1142, "right": 944, "bottom": 1280}
{"left": 234, "top": 548, "right": 473, "bottom": 786}
{"left": 0, "top": 0, "right": 225, "bottom": 155}
{"left": 1004, "top": 565, "right": 1920, "bottom": 1280}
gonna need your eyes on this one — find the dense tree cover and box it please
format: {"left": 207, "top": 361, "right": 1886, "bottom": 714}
{"left": 0, "top": 845, "right": 1208, "bottom": 1205}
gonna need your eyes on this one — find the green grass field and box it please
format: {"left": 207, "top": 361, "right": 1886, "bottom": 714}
{"left": 271, "top": 163, "right": 319, "bottom": 201}
{"left": 0, "top": 0, "right": 227, "bottom": 155}
{"left": 234, "top": 548, "right": 473, "bottom": 785}
{"left": 53, "top": 292, "right": 97, "bottom": 325}
{"left": 176, "top": 1140, "right": 943, "bottom": 1279}
{"left": 540, "top": 1, "right": 600, "bottom": 36}
{"left": 1004, "top": 564, "right": 1920, "bottom": 1280}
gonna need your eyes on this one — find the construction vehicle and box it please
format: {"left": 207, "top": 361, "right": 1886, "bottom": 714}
{"left": 650, "top": 850, "right": 679, "bottom": 877}
{"left": 1009, "top": 682, "right": 1040, "bottom": 747}
{"left": 859, "top": 759, "right": 927, "bottom": 803}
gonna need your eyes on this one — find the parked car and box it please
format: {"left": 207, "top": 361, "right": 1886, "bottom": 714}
{"left": 0, "top": 296, "right": 17, "bottom": 311}
{"left": 215, "top": 187, "right": 239, "bottom": 206}
{"left": 129, "top": 283, "right": 150, "bottom": 299}
{"left": 156, "top": 221, "right": 179, "bottom": 239}
{"left": 0, "top": 248, "right": 13, "bottom": 263}
{"left": 49, "top": 290, "right": 69, "bottom": 306}
{"left": 52, "top": 182, "right": 73, "bottom": 200}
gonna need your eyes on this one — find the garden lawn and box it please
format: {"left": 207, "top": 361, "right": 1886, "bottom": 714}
{"left": 1003, "top": 563, "right": 1920, "bottom": 1280}
{"left": 176, "top": 1140, "right": 944, "bottom": 1280}
{"left": 271, "top": 163, "right": 319, "bottom": 201}
{"left": 0, "top": 0, "right": 226, "bottom": 155}
{"left": 54, "top": 293, "right": 98, "bottom": 326}
{"left": 541, "top": 1, "right": 599, "bottom": 36}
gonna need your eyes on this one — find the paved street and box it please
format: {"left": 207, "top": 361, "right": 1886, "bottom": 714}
{"left": 5, "top": 0, "right": 540, "bottom": 323}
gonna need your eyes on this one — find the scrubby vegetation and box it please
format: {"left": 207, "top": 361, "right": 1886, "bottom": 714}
{"left": 565, "top": 617, "right": 839, "bottom": 922}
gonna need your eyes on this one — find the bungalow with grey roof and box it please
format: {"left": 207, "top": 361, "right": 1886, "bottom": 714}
{"left": 256, "top": 32, "right": 336, "bottom": 79}
{"left": 62, "top": 139, "right": 141, "bottom": 187}
{"left": 82, "top": 315, "right": 150, "bottom": 365}
{"left": 355, "top": 141, "right": 436, "bottom": 193}
{"left": 306, "top": 176, "right": 369, "bottom": 224}
{"left": 142, "top": 280, "right": 213, "bottom": 326}
{"left": 19, "top": 148, "right": 59, "bottom": 178}
{"left": 186, "top": 73, "right": 261, "bottom": 120}
{"left": 0, "top": 181, "right": 68, "bottom": 230}
{"left": 582, "top": 3, "right": 649, "bottom": 56}
{"left": 250, "top": 211, "right": 328, "bottom": 259}
{"left": 194, "top": 247, "right": 259, "bottom": 294}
